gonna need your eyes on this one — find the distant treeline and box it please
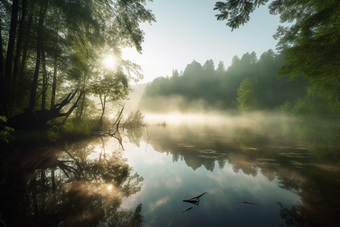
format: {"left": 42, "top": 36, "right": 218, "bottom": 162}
{"left": 139, "top": 49, "right": 307, "bottom": 113}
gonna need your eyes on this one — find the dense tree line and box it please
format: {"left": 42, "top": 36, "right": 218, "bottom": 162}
{"left": 0, "top": 0, "right": 155, "bottom": 129}
{"left": 214, "top": 0, "right": 340, "bottom": 117}
{"left": 139, "top": 49, "right": 307, "bottom": 113}
{"left": 141, "top": 0, "right": 340, "bottom": 117}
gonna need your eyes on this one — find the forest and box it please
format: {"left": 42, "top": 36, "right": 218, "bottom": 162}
{"left": 0, "top": 0, "right": 339, "bottom": 143}
{"left": 0, "top": 0, "right": 155, "bottom": 143}
{"left": 139, "top": 50, "right": 308, "bottom": 113}
{"left": 140, "top": 0, "right": 340, "bottom": 118}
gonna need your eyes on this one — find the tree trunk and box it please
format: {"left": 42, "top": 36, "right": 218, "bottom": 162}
{"left": 0, "top": 22, "right": 8, "bottom": 117}
{"left": 61, "top": 91, "right": 83, "bottom": 124}
{"left": 40, "top": 169, "right": 46, "bottom": 226}
{"left": 11, "top": 90, "right": 83, "bottom": 129}
{"left": 12, "top": 0, "right": 27, "bottom": 96}
{"left": 98, "top": 94, "right": 106, "bottom": 123}
{"left": 29, "top": 1, "right": 48, "bottom": 111}
{"left": 51, "top": 168, "right": 56, "bottom": 203}
{"left": 41, "top": 44, "right": 47, "bottom": 111}
{"left": 50, "top": 56, "right": 57, "bottom": 108}
{"left": 29, "top": 32, "right": 42, "bottom": 111}
{"left": 20, "top": 11, "right": 33, "bottom": 80}
{"left": 75, "top": 79, "right": 86, "bottom": 121}
{"left": 50, "top": 10, "right": 59, "bottom": 109}
{"left": 31, "top": 176, "right": 39, "bottom": 226}
{"left": 4, "top": 0, "right": 20, "bottom": 117}
{"left": 79, "top": 89, "right": 86, "bottom": 119}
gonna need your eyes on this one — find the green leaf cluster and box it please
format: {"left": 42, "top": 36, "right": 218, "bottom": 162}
{"left": 0, "top": 115, "right": 14, "bottom": 143}
{"left": 214, "top": 0, "right": 269, "bottom": 30}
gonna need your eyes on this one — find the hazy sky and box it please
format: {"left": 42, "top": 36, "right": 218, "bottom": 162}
{"left": 122, "top": 0, "right": 286, "bottom": 84}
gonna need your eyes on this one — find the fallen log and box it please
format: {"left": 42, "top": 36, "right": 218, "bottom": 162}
{"left": 10, "top": 90, "right": 83, "bottom": 129}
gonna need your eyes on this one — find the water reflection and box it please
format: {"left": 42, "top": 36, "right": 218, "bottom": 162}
{"left": 123, "top": 124, "right": 145, "bottom": 148}
{"left": 137, "top": 118, "right": 340, "bottom": 226}
{"left": 0, "top": 137, "right": 144, "bottom": 226}
{"left": 1, "top": 118, "right": 340, "bottom": 226}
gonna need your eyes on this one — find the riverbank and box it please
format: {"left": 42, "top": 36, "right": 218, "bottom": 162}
{"left": 0, "top": 118, "right": 103, "bottom": 152}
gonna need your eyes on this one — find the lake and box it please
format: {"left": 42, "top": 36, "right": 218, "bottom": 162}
{"left": 1, "top": 115, "right": 340, "bottom": 226}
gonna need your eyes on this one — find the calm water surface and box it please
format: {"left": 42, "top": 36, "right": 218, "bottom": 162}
{"left": 1, "top": 116, "right": 340, "bottom": 226}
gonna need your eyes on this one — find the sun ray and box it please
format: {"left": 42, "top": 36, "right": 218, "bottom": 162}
{"left": 103, "top": 55, "right": 116, "bottom": 69}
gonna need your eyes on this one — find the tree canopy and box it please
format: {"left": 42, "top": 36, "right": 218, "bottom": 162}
{"left": 214, "top": 0, "right": 269, "bottom": 30}
{"left": 214, "top": 0, "right": 340, "bottom": 117}
{"left": 0, "top": 0, "right": 155, "bottom": 128}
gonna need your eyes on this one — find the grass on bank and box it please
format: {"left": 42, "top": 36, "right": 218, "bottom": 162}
{"left": 1, "top": 109, "right": 146, "bottom": 145}
{"left": 10, "top": 118, "right": 99, "bottom": 144}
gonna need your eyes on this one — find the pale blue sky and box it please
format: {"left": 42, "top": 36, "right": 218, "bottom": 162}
{"left": 123, "top": 0, "right": 285, "bottom": 84}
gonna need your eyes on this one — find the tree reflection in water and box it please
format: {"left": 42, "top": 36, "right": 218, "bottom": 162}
{"left": 0, "top": 137, "right": 144, "bottom": 227}
{"left": 278, "top": 202, "right": 320, "bottom": 227}
{"left": 123, "top": 123, "right": 145, "bottom": 148}
{"left": 142, "top": 119, "right": 340, "bottom": 227}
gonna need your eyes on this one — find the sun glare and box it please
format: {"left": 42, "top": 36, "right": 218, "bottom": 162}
{"left": 103, "top": 55, "right": 116, "bottom": 69}
{"left": 107, "top": 185, "right": 112, "bottom": 190}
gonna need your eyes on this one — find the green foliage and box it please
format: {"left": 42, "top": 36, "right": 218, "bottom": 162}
{"left": 91, "top": 71, "right": 130, "bottom": 121}
{"left": 280, "top": 100, "right": 292, "bottom": 114}
{"left": 214, "top": 0, "right": 269, "bottom": 30}
{"left": 280, "top": 119, "right": 340, "bottom": 164}
{"left": 11, "top": 118, "right": 98, "bottom": 143}
{"left": 13, "top": 129, "right": 52, "bottom": 143}
{"left": 290, "top": 99, "right": 316, "bottom": 117}
{"left": 215, "top": 1, "right": 340, "bottom": 118}
{"left": 0, "top": 0, "right": 154, "bottom": 129}
{"left": 282, "top": 83, "right": 340, "bottom": 118}
{"left": 139, "top": 52, "right": 261, "bottom": 112}
{"left": 140, "top": 49, "right": 307, "bottom": 113}
{"left": 272, "top": 0, "right": 340, "bottom": 118}
{"left": 237, "top": 77, "right": 260, "bottom": 111}
{"left": 0, "top": 116, "right": 14, "bottom": 143}
{"left": 60, "top": 119, "right": 98, "bottom": 138}
{"left": 123, "top": 109, "right": 145, "bottom": 128}
{"left": 238, "top": 50, "right": 307, "bottom": 112}
{"left": 74, "top": 96, "right": 97, "bottom": 121}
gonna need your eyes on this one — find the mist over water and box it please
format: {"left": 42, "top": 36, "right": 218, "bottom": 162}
{"left": 97, "top": 79, "right": 340, "bottom": 226}
{"left": 2, "top": 112, "right": 340, "bottom": 226}
{"left": 143, "top": 111, "right": 290, "bottom": 125}
{"left": 117, "top": 113, "right": 340, "bottom": 227}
